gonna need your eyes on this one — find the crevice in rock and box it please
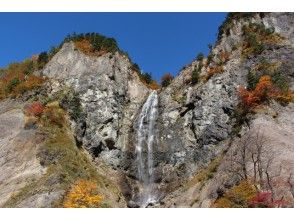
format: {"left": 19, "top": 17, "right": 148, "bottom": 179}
{"left": 109, "top": 75, "right": 115, "bottom": 81}
{"left": 103, "top": 117, "right": 114, "bottom": 124}
{"left": 91, "top": 143, "right": 103, "bottom": 157}
{"left": 105, "top": 138, "right": 116, "bottom": 150}
{"left": 190, "top": 110, "right": 198, "bottom": 143}
{"left": 74, "top": 136, "right": 83, "bottom": 149}
{"left": 179, "top": 102, "right": 195, "bottom": 117}
{"left": 222, "top": 106, "right": 233, "bottom": 116}
{"left": 74, "top": 120, "right": 87, "bottom": 148}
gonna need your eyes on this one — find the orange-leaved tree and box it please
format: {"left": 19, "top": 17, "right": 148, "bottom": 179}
{"left": 238, "top": 75, "right": 274, "bottom": 108}
{"left": 239, "top": 74, "right": 294, "bottom": 108}
{"left": 63, "top": 180, "right": 103, "bottom": 208}
{"left": 161, "top": 73, "right": 174, "bottom": 87}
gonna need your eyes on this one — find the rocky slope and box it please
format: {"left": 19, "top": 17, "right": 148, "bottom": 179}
{"left": 43, "top": 42, "right": 150, "bottom": 155}
{"left": 0, "top": 99, "right": 45, "bottom": 207}
{"left": 157, "top": 12, "right": 294, "bottom": 207}
{"left": 0, "top": 12, "right": 293, "bottom": 208}
{"left": 0, "top": 40, "right": 149, "bottom": 207}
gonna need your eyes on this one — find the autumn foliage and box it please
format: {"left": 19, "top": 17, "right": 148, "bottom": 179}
{"left": 0, "top": 60, "right": 45, "bottom": 99}
{"left": 63, "top": 180, "right": 103, "bottom": 208}
{"left": 161, "top": 73, "right": 174, "bottom": 87}
{"left": 214, "top": 182, "right": 286, "bottom": 208}
{"left": 74, "top": 39, "right": 108, "bottom": 57}
{"left": 206, "top": 65, "right": 224, "bottom": 80}
{"left": 238, "top": 75, "right": 294, "bottom": 108}
{"left": 147, "top": 81, "right": 161, "bottom": 90}
{"left": 219, "top": 51, "right": 230, "bottom": 64}
{"left": 137, "top": 72, "right": 160, "bottom": 90}
{"left": 213, "top": 180, "right": 257, "bottom": 208}
{"left": 242, "top": 22, "right": 284, "bottom": 57}
{"left": 64, "top": 32, "right": 119, "bottom": 57}
{"left": 239, "top": 75, "right": 272, "bottom": 107}
{"left": 248, "top": 191, "right": 286, "bottom": 208}
{"left": 41, "top": 102, "right": 66, "bottom": 128}
{"left": 14, "top": 75, "right": 45, "bottom": 95}
{"left": 24, "top": 102, "right": 45, "bottom": 117}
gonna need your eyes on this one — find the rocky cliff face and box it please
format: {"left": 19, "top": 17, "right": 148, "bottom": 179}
{"left": 43, "top": 42, "right": 150, "bottom": 155}
{"left": 0, "top": 12, "right": 293, "bottom": 208}
{"left": 0, "top": 99, "right": 45, "bottom": 207}
{"left": 159, "top": 12, "right": 293, "bottom": 162}
{"left": 157, "top": 12, "right": 294, "bottom": 207}
{"left": 41, "top": 42, "right": 154, "bottom": 205}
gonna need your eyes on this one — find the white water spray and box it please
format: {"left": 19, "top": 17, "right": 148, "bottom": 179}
{"left": 135, "top": 91, "right": 158, "bottom": 207}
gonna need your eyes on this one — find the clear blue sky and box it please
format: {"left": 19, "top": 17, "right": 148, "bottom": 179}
{"left": 0, "top": 13, "right": 227, "bottom": 81}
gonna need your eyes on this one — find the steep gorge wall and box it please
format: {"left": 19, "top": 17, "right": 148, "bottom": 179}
{"left": 43, "top": 42, "right": 150, "bottom": 163}
{"left": 0, "top": 13, "right": 293, "bottom": 207}
{"left": 24, "top": 12, "right": 294, "bottom": 206}
{"left": 157, "top": 12, "right": 294, "bottom": 207}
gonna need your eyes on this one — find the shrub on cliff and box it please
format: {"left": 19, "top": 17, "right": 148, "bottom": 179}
{"left": 271, "top": 71, "right": 290, "bottom": 92}
{"left": 6, "top": 78, "right": 21, "bottom": 93}
{"left": 14, "top": 75, "right": 45, "bottom": 95}
{"left": 64, "top": 32, "right": 120, "bottom": 56}
{"left": 217, "top": 13, "right": 258, "bottom": 41}
{"left": 41, "top": 102, "right": 66, "bottom": 128}
{"left": 239, "top": 75, "right": 274, "bottom": 108}
{"left": 248, "top": 191, "right": 286, "bottom": 208}
{"left": 247, "top": 60, "right": 290, "bottom": 93}
{"left": 242, "top": 22, "right": 284, "bottom": 57}
{"left": 196, "top": 52, "right": 204, "bottom": 61}
{"left": 247, "top": 70, "right": 259, "bottom": 91}
{"left": 0, "top": 60, "right": 46, "bottom": 99}
{"left": 63, "top": 180, "right": 103, "bottom": 208}
{"left": 139, "top": 72, "right": 152, "bottom": 84}
{"left": 213, "top": 180, "right": 257, "bottom": 208}
{"left": 148, "top": 81, "right": 160, "bottom": 90}
{"left": 24, "top": 102, "right": 44, "bottom": 117}
{"left": 206, "top": 65, "right": 224, "bottom": 81}
{"left": 191, "top": 69, "right": 200, "bottom": 85}
{"left": 239, "top": 75, "right": 294, "bottom": 109}
{"left": 131, "top": 63, "right": 140, "bottom": 73}
{"left": 191, "top": 64, "right": 202, "bottom": 85}
{"left": 37, "top": 52, "right": 49, "bottom": 69}
{"left": 60, "top": 91, "right": 83, "bottom": 121}
{"left": 214, "top": 182, "right": 286, "bottom": 208}
{"left": 161, "top": 73, "right": 174, "bottom": 87}
{"left": 218, "top": 51, "right": 230, "bottom": 65}
{"left": 137, "top": 72, "right": 160, "bottom": 90}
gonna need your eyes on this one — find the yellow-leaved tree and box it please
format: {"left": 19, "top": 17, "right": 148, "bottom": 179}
{"left": 63, "top": 180, "right": 103, "bottom": 208}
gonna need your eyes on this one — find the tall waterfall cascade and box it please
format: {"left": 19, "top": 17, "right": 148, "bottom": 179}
{"left": 135, "top": 91, "right": 159, "bottom": 207}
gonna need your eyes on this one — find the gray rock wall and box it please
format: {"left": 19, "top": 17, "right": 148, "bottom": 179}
{"left": 149, "top": 13, "right": 294, "bottom": 199}
{"left": 43, "top": 42, "right": 150, "bottom": 163}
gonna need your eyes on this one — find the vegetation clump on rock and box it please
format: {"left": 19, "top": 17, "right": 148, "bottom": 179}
{"left": 213, "top": 180, "right": 258, "bottom": 208}
{"left": 161, "top": 73, "right": 174, "bottom": 87}
{"left": 217, "top": 12, "right": 263, "bottom": 41}
{"left": 137, "top": 71, "right": 160, "bottom": 90}
{"left": 3, "top": 100, "right": 122, "bottom": 207}
{"left": 242, "top": 22, "right": 284, "bottom": 57}
{"left": 63, "top": 180, "right": 103, "bottom": 208}
{"left": 63, "top": 32, "right": 120, "bottom": 56}
{"left": 0, "top": 59, "right": 46, "bottom": 99}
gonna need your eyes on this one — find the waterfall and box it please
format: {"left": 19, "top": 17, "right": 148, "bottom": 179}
{"left": 135, "top": 90, "right": 158, "bottom": 207}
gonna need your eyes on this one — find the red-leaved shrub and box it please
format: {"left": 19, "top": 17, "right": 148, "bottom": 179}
{"left": 249, "top": 191, "right": 286, "bottom": 208}
{"left": 24, "top": 102, "right": 44, "bottom": 117}
{"left": 239, "top": 75, "right": 294, "bottom": 108}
